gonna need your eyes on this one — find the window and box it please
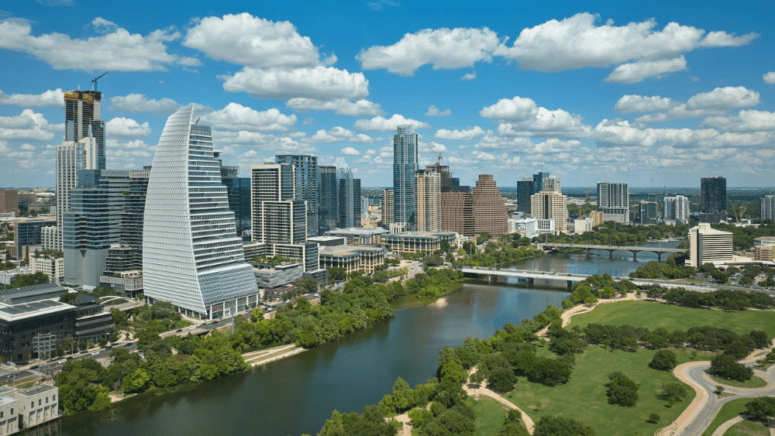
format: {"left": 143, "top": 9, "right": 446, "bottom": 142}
{"left": 52, "top": 395, "right": 56, "bottom": 401}
{"left": 38, "top": 399, "right": 41, "bottom": 406}
{"left": 9, "top": 408, "right": 12, "bottom": 415}
{"left": 30, "top": 402, "right": 33, "bottom": 408}
{"left": 45, "top": 397, "right": 48, "bottom": 403}
{"left": 1, "top": 411, "right": 3, "bottom": 418}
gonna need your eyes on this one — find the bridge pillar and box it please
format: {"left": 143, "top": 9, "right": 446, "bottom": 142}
{"left": 631, "top": 250, "right": 637, "bottom": 261}
{"left": 567, "top": 280, "right": 573, "bottom": 290}
{"left": 607, "top": 249, "right": 614, "bottom": 259}
{"left": 657, "top": 252, "right": 662, "bottom": 262}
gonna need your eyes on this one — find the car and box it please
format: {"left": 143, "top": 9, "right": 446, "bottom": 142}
{"left": 57, "top": 359, "right": 67, "bottom": 364}
{"left": 91, "top": 351, "right": 100, "bottom": 356}
{"left": 105, "top": 346, "right": 113, "bottom": 350}
{"left": 176, "top": 329, "right": 182, "bottom": 333}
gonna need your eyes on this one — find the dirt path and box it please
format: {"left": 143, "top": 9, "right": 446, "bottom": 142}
{"left": 711, "top": 416, "right": 744, "bottom": 436}
{"left": 535, "top": 292, "right": 644, "bottom": 337}
{"left": 655, "top": 362, "right": 710, "bottom": 436}
{"left": 463, "top": 367, "right": 535, "bottom": 434}
{"left": 740, "top": 337, "right": 775, "bottom": 364}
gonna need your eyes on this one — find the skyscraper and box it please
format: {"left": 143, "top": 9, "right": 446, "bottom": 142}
{"left": 251, "top": 164, "right": 306, "bottom": 245}
{"left": 472, "top": 175, "right": 508, "bottom": 237}
{"left": 276, "top": 155, "right": 319, "bottom": 237}
{"left": 214, "top": 152, "right": 251, "bottom": 237}
{"left": 335, "top": 159, "right": 360, "bottom": 228}
{"left": 533, "top": 172, "right": 550, "bottom": 195}
{"left": 700, "top": 176, "right": 727, "bottom": 223}
{"left": 393, "top": 125, "right": 418, "bottom": 229}
{"left": 517, "top": 178, "right": 534, "bottom": 214}
{"left": 415, "top": 169, "right": 440, "bottom": 232}
{"left": 143, "top": 105, "right": 257, "bottom": 319}
{"left": 638, "top": 201, "right": 658, "bottom": 225}
{"left": 597, "top": 181, "right": 629, "bottom": 223}
{"left": 55, "top": 134, "right": 101, "bottom": 250}
{"left": 663, "top": 195, "right": 690, "bottom": 223}
{"left": 382, "top": 189, "right": 394, "bottom": 229}
{"left": 531, "top": 177, "right": 567, "bottom": 233}
{"left": 762, "top": 195, "right": 775, "bottom": 221}
{"left": 64, "top": 90, "right": 105, "bottom": 169}
{"left": 319, "top": 166, "right": 338, "bottom": 233}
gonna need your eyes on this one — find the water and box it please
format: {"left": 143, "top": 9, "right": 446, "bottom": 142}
{"left": 55, "top": 286, "right": 567, "bottom": 436}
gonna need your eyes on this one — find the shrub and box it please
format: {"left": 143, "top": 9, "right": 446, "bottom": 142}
{"left": 649, "top": 350, "right": 678, "bottom": 371}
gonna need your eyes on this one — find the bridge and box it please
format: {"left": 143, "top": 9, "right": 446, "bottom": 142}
{"left": 536, "top": 243, "right": 687, "bottom": 261}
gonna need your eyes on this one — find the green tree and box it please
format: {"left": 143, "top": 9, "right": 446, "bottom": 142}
{"left": 657, "top": 382, "right": 688, "bottom": 407}
{"left": 499, "top": 409, "right": 530, "bottom": 436}
{"left": 534, "top": 416, "right": 595, "bottom": 436}
{"left": 123, "top": 368, "right": 150, "bottom": 394}
{"left": 709, "top": 354, "right": 753, "bottom": 382}
{"left": 606, "top": 372, "right": 639, "bottom": 407}
{"left": 649, "top": 350, "right": 678, "bottom": 371}
{"left": 487, "top": 367, "right": 517, "bottom": 393}
{"left": 646, "top": 413, "right": 660, "bottom": 424}
{"left": 250, "top": 308, "right": 264, "bottom": 322}
{"left": 744, "top": 397, "right": 775, "bottom": 420}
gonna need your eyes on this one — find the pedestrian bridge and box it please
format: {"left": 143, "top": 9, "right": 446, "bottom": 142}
{"left": 536, "top": 243, "right": 686, "bottom": 261}
{"left": 461, "top": 267, "right": 588, "bottom": 288}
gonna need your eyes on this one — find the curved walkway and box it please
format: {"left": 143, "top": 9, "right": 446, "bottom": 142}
{"left": 463, "top": 367, "right": 535, "bottom": 434}
{"left": 536, "top": 292, "right": 644, "bottom": 337}
{"left": 711, "top": 416, "right": 744, "bottom": 436}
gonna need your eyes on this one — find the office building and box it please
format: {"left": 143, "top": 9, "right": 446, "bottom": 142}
{"left": 754, "top": 237, "right": 775, "bottom": 248}
{"left": 415, "top": 169, "right": 440, "bottom": 232}
{"left": 55, "top": 138, "right": 101, "bottom": 251}
{"left": 243, "top": 241, "right": 320, "bottom": 274}
{"left": 638, "top": 201, "right": 659, "bottom": 225}
{"left": 251, "top": 164, "right": 306, "bottom": 245}
{"left": 574, "top": 217, "right": 595, "bottom": 234}
{"left": 380, "top": 231, "right": 456, "bottom": 254}
{"left": 319, "top": 245, "right": 386, "bottom": 274}
{"left": 324, "top": 227, "right": 388, "bottom": 245}
{"left": 381, "top": 189, "right": 394, "bottom": 229}
{"left": 64, "top": 90, "right": 105, "bottom": 169}
{"left": 393, "top": 125, "right": 418, "bottom": 229}
{"left": 597, "top": 182, "right": 629, "bottom": 223}
{"left": 14, "top": 218, "right": 56, "bottom": 260}
{"left": 0, "top": 384, "right": 60, "bottom": 432}
{"left": 531, "top": 177, "right": 567, "bottom": 233}
{"left": 700, "top": 176, "right": 727, "bottom": 223}
{"left": 250, "top": 259, "right": 304, "bottom": 291}
{"left": 441, "top": 187, "right": 474, "bottom": 237}
{"left": 755, "top": 246, "right": 773, "bottom": 262}
{"left": 143, "top": 105, "right": 257, "bottom": 319}
{"left": 335, "top": 159, "right": 360, "bottom": 229}
{"left": 277, "top": 155, "right": 319, "bottom": 237}
{"left": 663, "top": 195, "right": 690, "bottom": 224}
{"left": 29, "top": 254, "right": 64, "bottom": 284}
{"left": 533, "top": 172, "right": 550, "bottom": 195}
{"left": 762, "top": 195, "right": 775, "bottom": 221}
{"left": 472, "top": 175, "right": 508, "bottom": 237}
{"left": 0, "top": 190, "right": 18, "bottom": 215}
{"left": 214, "top": 154, "right": 251, "bottom": 237}
{"left": 517, "top": 178, "right": 534, "bottom": 214}
{"left": 688, "top": 223, "right": 733, "bottom": 267}
{"left": 319, "top": 166, "right": 338, "bottom": 234}
{"left": 508, "top": 217, "right": 538, "bottom": 239}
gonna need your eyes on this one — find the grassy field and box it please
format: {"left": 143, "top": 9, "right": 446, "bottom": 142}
{"left": 505, "top": 344, "right": 718, "bottom": 436}
{"left": 703, "top": 398, "right": 751, "bottom": 435}
{"left": 709, "top": 374, "right": 768, "bottom": 389}
{"left": 567, "top": 300, "right": 775, "bottom": 339}
{"left": 467, "top": 397, "right": 510, "bottom": 436}
{"left": 725, "top": 418, "right": 770, "bottom": 435}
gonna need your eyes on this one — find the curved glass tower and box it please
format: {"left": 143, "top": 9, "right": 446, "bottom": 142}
{"left": 143, "top": 105, "right": 258, "bottom": 319}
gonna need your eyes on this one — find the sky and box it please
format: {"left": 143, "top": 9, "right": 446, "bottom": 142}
{"left": 0, "top": 0, "right": 774, "bottom": 189}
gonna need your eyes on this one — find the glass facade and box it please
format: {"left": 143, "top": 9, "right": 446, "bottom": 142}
{"left": 276, "top": 155, "right": 319, "bottom": 237}
{"left": 319, "top": 166, "right": 338, "bottom": 234}
{"left": 393, "top": 126, "right": 418, "bottom": 229}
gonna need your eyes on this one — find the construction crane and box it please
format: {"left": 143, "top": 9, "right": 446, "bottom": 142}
{"left": 91, "top": 72, "right": 108, "bottom": 91}
{"left": 583, "top": 185, "right": 593, "bottom": 204}
{"left": 424, "top": 142, "right": 444, "bottom": 173}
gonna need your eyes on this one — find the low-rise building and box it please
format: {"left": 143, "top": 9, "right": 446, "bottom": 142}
{"left": 29, "top": 254, "right": 63, "bottom": 284}
{"left": 380, "top": 231, "right": 456, "bottom": 254}
{"left": 11, "top": 384, "right": 59, "bottom": 430}
{"left": 319, "top": 245, "right": 385, "bottom": 274}
{"left": 99, "top": 270, "right": 143, "bottom": 298}
{"left": 536, "top": 219, "right": 555, "bottom": 235}
{"left": 307, "top": 236, "right": 346, "bottom": 247}
{"left": 589, "top": 211, "right": 604, "bottom": 227}
{"left": 753, "top": 237, "right": 775, "bottom": 247}
{"left": 755, "top": 246, "right": 773, "bottom": 262}
{"left": 0, "top": 386, "right": 20, "bottom": 435}
{"left": 71, "top": 294, "right": 113, "bottom": 343}
{"left": 324, "top": 227, "right": 388, "bottom": 245}
{"left": 251, "top": 260, "right": 304, "bottom": 290}
{"left": 508, "top": 217, "right": 538, "bottom": 239}
{"left": 574, "top": 217, "right": 594, "bottom": 234}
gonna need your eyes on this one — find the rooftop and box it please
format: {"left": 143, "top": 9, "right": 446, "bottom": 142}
{"left": 16, "top": 384, "right": 57, "bottom": 396}
{"left": 0, "top": 283, "right": 63, "bottom": 299}
{"left": 320, "top": 245, "right": 385, "bottom": 256}
{"left": 382, "top": 231, "right": 457, "bottom": 239}
{"left": 0, "top": 299, "right": 74, "bottom": 322}
{"left": 325, "top": 227, "right": 388, "bottom": 236}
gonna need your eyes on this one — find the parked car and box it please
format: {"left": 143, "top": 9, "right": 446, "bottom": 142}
{"left": 57, "top": 359, "right": 67, "bottom": 364}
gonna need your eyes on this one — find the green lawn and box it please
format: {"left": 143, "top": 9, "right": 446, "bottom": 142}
{"left": 467, "top": 397, "right": 509, "bottom": 436}
{"left": 567, "top": 300, "right": 775, "bottom": 339}
{"left": 703, "top": 398, "right": 751, "bottom": 435}
{"left": 506, "top": 345, "right": 710, "bottom": 436}
{"left": 725, "top": 418, "right": 770, "bottom": 436}
{"left": 709, "top": 374, "right": 768, "bottom": 389}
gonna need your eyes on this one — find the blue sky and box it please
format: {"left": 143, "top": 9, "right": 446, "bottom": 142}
{"left": 1, "top": 0, "right": 774, "bottom": 189}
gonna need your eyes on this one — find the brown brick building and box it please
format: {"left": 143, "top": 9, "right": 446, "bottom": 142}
{"left": 0, "top": 190, "right": 18, "bottom": 215}
{"left": 472, "top": 175, "right": 508, "bottom": 237}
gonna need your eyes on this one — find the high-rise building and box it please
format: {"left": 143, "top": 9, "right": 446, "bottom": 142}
{"left": 251, "top": 164, "right": 306, "bottom": 245}
{"left": 688, "top": 223, "right": 733, "bottom": 267}
{"left": 336, "top": 159, "right": 360, "bottom": 228}
{"left": 319, "top": 166, "right": 338, "bottom": 233}
{"left": 663, "top": 195, "right": 690, "bottom": 223}
{"left": 64, "top": 90, "right": 105, "bottom": 169}
{"left": 0, "top": 189, "right": 18, "bottom": 215}
{"left": 55, "top": 138, "right": 101, "bottom": 250}
{"left": 415, "top": 169, "right": 440, "bottom": 232}
{"left": 701, "top": 176, "right": 726, "bottom": 213}
{"left": 214, "top": 152, "right": 251, "bottom": 237}
{"left": 143, "top": 105, "right": 257, "bottom": 319}
{"left": 472, "top": 175, "right": 508, "bottom": 237}
{"left": 531, "top": 178, "right": 567, "bottom": 233}
{"left": 276, "top": 155, "right": 319, "bottom": 237}
{"left": 597, "top": 181, "right": 629, "bottom": 223}
{"left": 517, "top": 178, "right": 534, "bottom": 214}
{"left": 638, "top": 201, "right": 658, "bottom": 225}
{"left": 760, "top": 195, "right": 774, "bottom": 221}
{"left": 393, "top": 125, "right": 418, "bottom": 229}
{"left": 14, "top": 218, "right": 56, "bottom": 259}
{"left": 533, "top": 172, "right": 550, "bottom": 195}
{"left": 63, "top": 169, "right": 128, "bottom": 288}
{"left": 382, "top": 189, "right": 394, "bottom": 228}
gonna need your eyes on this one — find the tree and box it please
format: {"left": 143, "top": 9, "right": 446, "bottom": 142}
{"left": 709, "top": 354, "right": 753, "bottom": 382}
{"left": 469, "top": 372, "right": 484, "bottom": 386}
{"left": 250, "top": 308, "right": 264, "bottom": 323}
{"left": 657, "top": 382, "right": 688, "bottom": 407}
{"left": 744, "top": 397, "right": 775, "bottom": 420}
{"left": 649, "top": 350, "right": 678, "bottom": 371}
{"left": 329, "top": 267, "right": 346, "bottom": 282}
{"left": 606, "top": 372, "right": 639, "bottom": 407}
{"left": 499, "top": 409, "right": 530, "bottom": 436}
{"left": 527, "top": 358, "right": 571, "bottom": 387}
{"left": 487, "top": 367, "right": 517, "bottom": 393}
{"left": 60, "top": 292, "right": 77, "bottom": 303}
{"left": 534, "top": 416, "right": 595, "bottom": 436}
{"left": 647, "top": 413, "right": 660, "bottom": 424}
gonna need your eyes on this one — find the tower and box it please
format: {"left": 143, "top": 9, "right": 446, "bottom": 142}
{"left": 251, "top": 164, "right": 306, "bottom": 245}
{"left": 276, "top": 155, "right": 319, "bottom": 237}
{"left": 393, "top": 125, "right": 418, "bottom": 229}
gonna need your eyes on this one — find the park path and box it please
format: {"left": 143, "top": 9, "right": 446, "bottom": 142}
{"left": 655, "top": 362, "right": 711, "bottom": 436}
{"left": 711, "top": 416, "right": 744, "bottom": 436}
{"left": 463, "top": 367, "right": 535, "bottom": 434}
{"left": 535, "top": 292, "right": 644, "bottom": 337}
{"left": 241, "top": 344, "right": 305, "bottom": 367}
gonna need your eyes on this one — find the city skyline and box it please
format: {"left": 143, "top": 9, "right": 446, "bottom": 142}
{"left": 1, "top": 2, "right": 775, "bottom": 189}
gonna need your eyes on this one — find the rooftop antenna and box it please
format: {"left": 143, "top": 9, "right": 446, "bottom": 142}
{"left": 91, "top": 72, "right": 108, "bottom": 91}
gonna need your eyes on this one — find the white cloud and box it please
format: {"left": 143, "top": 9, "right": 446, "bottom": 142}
{"left": 605, "top": 56, "right": 687, "bottom": 83}
{"left": 698, "top": 31, "right": 758, "bottom": 47}
{"left": 105, "top": 117, "right": 151, "bottom": 137}
{"left": 177, "top": 57, "right": 202, "bottom": 67}
{"left": 461, "top": 71, "right": 476, "bottom": 81}
{"left": 184, "top": 13, "right": 323, "bottom": 68}
{"left": 0, "top": 18, "right": 179, "bottom": 72}
{"left": 110, "top": 94, "right": 183, "bottom": 115}
{"left": 105, "top": 139, "right": 156, "bottom": 165}
{"left": 0, "top": 89, "right": 63, "bottom": 108}
{"left": 434, "top": 126, "right": 484, "bottom": 141}
{"left": 0, "top": 109, "right": 58, "bottom": 142}
{"left": 425, "top": 141, "right": 448, "bottom": 153}
{"left": 480, "top": 96, "right": 591, "bottom": 137}
{"left": 593, "top": 118, "right": 770, "bottom": 149}
{"left": 340, "top": 146, "right": 361, "bottom": 156}
{"left": 764, "top": 72, "right": 775, "bottom": 84}
{"left": 303, "top": 117, "right": 314, "bottom": 125}
{"left": 358, "top": 27, "right": 501, "bottom": 76}
{"left": 635, "top": 86, "right": 760, "bottom": 123}
{"left": 354, "top": 114, "right": 430, "bottom": 132}
{"left": 202, "top": 103, "right": 297, "bottom": 132}
{"left": 286, "top": 98, "right": 384, "bottom": 116}
{"left": 214, "top": 130, "right": 315, "bottom": 153}
{"left": 306, "top": 126, "right": 377, "bottom": 144}
{"left": 614, "top": 95, "right": 678, "bottom": 113}
{"left": 221, "top": 66, "right": 369, "bottom": 100}
{"left": 700, "top": 110, "right": 775, "bottom": 132}
{"left": 367, "top": 0, "right": 399, "bottom": 11}
{"left": 426, "top": 105, "right": 451, "bottom": 116}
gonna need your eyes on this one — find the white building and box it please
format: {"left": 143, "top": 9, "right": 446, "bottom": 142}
{"left": 688, "top": 223, "right": 733, "bottom": 267}
{"left": 55, "top": 137, "right": 100, "bottom": 251}
{"left": 530, "top": 178, "right": 567, "bottom": 234}
{"left": 40, "top": 226, "right": 58, "bottom": 251}
{"left": 508, "top": 217, "right": 538, "bottom": 239}
{"left": 29, "top": 255, "right": 64, "bottom": 283}
{"left": 574, "top": 217, "right": 594, "bottom": 234}
{"left": 762, "top": 195, "right": 775, "bottom": 221}
{"left": 663, "top": 195, "right": 690, "bottom": 223}
{"left": 536, "top": 219, "right": 556, "bottom": 235}
{"left": 754, "top": 237, "right": 775, "bottom": 247}
{"left": 143, "top": 105, "right": 258, "bottom": 319}
{"left": 597, "top": 181, "right": 629, "bottom": 224}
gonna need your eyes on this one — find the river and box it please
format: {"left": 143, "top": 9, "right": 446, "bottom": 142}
{"left": 46, "top": 241, "right": 677, "bottom": 436}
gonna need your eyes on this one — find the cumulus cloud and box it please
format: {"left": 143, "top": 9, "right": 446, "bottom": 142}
{"left": 605, "top": 56, "right": 687, "bottom": 83}
{"left": 593, "top": 118, "right": 770, "bottom": 149}
{"left": 480, "top": 96, "right": 591, "bottom": 137}
{"left": 105, "top": 117, "right": 151, "bottom": 138}
{"left": 184, "top": 13, "right": 324, "bottom": 68}
{"left": 221, "top": 66, "right": 369, "bottom": 100}
{"left": 358, "top": 27, "right": 501, "bottom": 75}
{"left": 634, "top": 86, "right": 760, "bottom": 123}
{"left": 0, "top": 18, "right": 179, "bottom": 71}
{"left": 0, "top": 109, "right": 58, "bottom": 141}
{"left": 697, "top": 31, "right": 758, "bottom": 47}
{"left": 214, "top": 130, "right": 315, "bottom": 153}
{"left": 306, "top": 126, "right": 377, "bottom": 144}
{"left": 354, "top": 114, "right": 430, "bottom": 131}
{"left": 202, "top": 103, "right": 297, "bottom": 132}
{"left": 367, "top": 0, "right": 399, "bottom": 11}
{"left": 614, "top": 95, "right": 678, "bottom": 113}
{"left": 340, "top": 146, "right": 361, "bottom": 155}
{"left": 426, "top": 105, "right": 451, "bottom": 116}
{"left": 764, "top": 72, "right": 775, "bottom": 84}
{"left": 461, "top": 71, "right": 476, "bottom": 80}
{"left": 0, "top": 89, "right": 64, "bottom": 108}
{"left": 110, "top": 94, "right": 182, "bottom": 115}
{"left": 286, "top": 98, "right": 384, "bottom": 116}
{"left": 434, "top": 126, "right": 484, "bottom": 141}
{"left": 700, "top": 110, "right": 775, "bottom": 132}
